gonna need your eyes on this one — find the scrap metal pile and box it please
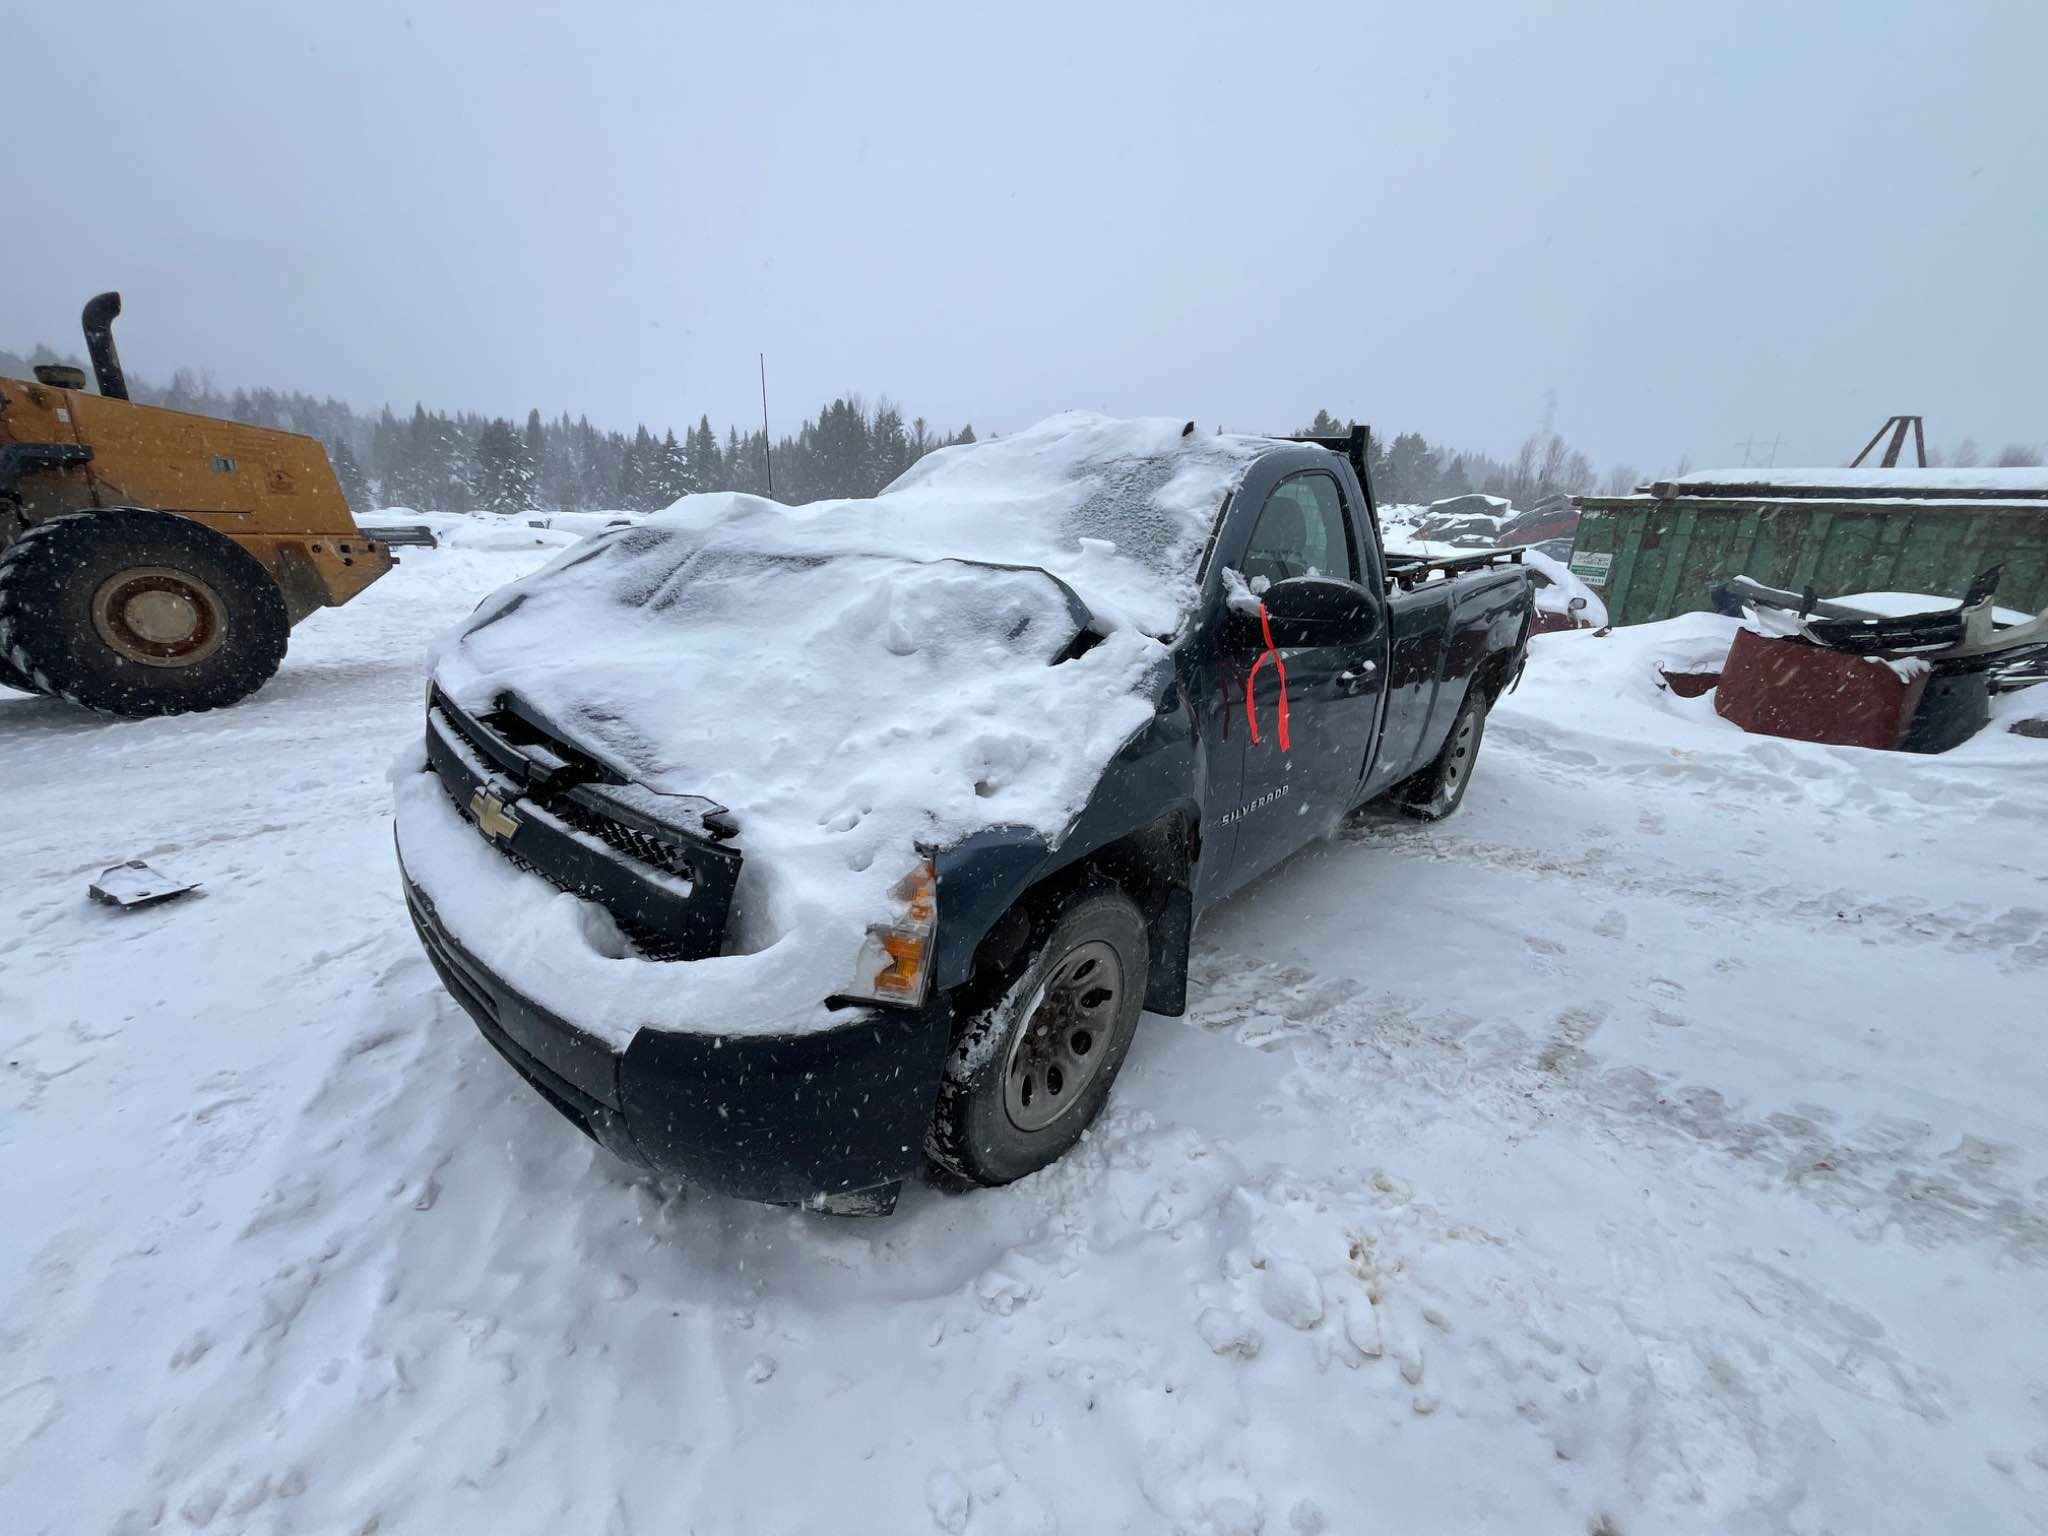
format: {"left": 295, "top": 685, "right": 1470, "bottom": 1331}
{"left": 1706, "top": 567, "right": 2048, "bottom": 752}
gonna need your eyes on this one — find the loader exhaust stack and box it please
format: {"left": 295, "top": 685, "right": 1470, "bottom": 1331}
{"left": 81, "top": 291, "right": 130, "bottom": 401}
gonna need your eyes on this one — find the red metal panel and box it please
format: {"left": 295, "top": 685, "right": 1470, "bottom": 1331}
{"left": 1713, "top": 627, "right": 1927, "bottom": 751}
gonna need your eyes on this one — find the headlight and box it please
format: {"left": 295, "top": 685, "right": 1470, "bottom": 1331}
{"left": 843, "top": 856, "right": 938, "bottom": 1007}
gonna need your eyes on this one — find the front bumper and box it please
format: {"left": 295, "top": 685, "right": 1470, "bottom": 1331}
{"left": 402, "top": 865, "right": 952, "bottom": 1209}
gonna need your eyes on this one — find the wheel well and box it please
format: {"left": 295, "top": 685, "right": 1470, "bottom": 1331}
{"left": 961, "top": 812, "right": 1197, "bottom": 1019}
{"left": 1474, "top": 644, "right": 1520, "bottom": 707}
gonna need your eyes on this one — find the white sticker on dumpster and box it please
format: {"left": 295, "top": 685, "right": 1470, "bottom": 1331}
{"left": 1568, "top": 550, "right": 1613, "bottom": 587}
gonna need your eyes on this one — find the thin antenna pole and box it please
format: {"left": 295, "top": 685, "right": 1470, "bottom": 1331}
{"left": 758, "top": 353, "right": 774, "bottom": 498}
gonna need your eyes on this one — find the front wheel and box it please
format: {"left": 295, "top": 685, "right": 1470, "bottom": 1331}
{"left": 0, "top": 509, "right": 290, "bottom": 717}
{"left": 0, "top": 648, "right": 44, "bottom": 697}
{"left": 926, "top": 888, "right": 1150, "bottom": 1188}
{"left": 1392, "top": 692, "right": 1488, "bottom": 821}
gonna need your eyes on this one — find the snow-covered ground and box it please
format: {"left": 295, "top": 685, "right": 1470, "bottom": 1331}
{"left": 4, "top": 531, "right": 2047, "bottom": 1535}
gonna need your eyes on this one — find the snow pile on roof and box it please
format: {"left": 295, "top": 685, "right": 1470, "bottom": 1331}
{"left": 401, "top": 414, "right": 1266, "bottom": 1040}
{"left": 1660, "top": 466, "right": 2048, "bottom": 494}
{"left": 661, "top": 411, "right": 1274, "bottom": 634}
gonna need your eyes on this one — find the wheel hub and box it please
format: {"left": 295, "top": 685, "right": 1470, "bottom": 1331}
{"left": 91, "top": 567, "right": 228, "bottom": 668}
{"left": 1003, "top": 939, "right": 1123, "bottom": 1133}
{"left": 1441, "top": 711, "right": 1476, "bottom": 792}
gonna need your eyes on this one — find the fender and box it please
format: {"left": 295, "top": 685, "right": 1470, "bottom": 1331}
{"left": 931, "top": 665, "right": 1203, "bottom": 1015}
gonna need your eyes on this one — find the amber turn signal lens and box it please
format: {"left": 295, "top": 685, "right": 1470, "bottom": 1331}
{"left": 843, "top": 855, "right": 939, "bottom": 1006}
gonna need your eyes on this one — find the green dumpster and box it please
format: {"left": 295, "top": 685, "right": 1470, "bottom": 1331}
{"left": 1567, "top": 471, "right": 2048, "bottom": 627}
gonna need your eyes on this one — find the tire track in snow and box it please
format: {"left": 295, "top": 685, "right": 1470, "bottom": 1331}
{"left": 1339, "top": 820, "right": 2048, "bottom": 970}
{"left": 1179, "top": 948, "right": 2048, "bottom": 1268}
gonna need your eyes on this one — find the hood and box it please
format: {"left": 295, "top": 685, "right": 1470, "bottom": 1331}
{"left": 431, "top": 521, "right": 1171, "bottom": 973}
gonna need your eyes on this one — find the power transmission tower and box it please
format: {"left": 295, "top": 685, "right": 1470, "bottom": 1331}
{"left": 1735, "top": 433, "right": 1784, "bottom": 468}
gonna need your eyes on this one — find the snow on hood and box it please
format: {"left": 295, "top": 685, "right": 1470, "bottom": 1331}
{"left": 407, "top": 413, "right": 1270, "bottom": 1040}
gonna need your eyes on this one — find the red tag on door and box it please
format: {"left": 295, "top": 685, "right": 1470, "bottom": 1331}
{"left": 1244, "top": 602, "right": 1291, "bottom": 752}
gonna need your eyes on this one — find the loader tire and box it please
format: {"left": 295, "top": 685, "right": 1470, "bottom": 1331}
{"left": 0, "top": 510, "right": 289, "bottom": 717}
{"left": 0, "top": 647, "right": 44, "bottom": 696}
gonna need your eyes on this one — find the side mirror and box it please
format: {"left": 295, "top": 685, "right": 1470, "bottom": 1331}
{"left": 1255, "top": 575, "right": 1383, "bottom": 648}
{"left": 1568, "top": 595, "right": 1589, "bottom": 614}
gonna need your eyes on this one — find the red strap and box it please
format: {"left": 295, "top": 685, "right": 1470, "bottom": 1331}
{"left": 1243, "top": 602, "right": 1291, "bottom": 752}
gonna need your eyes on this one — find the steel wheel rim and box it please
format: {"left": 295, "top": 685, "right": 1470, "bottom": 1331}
{"left": 1441, "top": 711, "right": 1476, "bottom": 794}
{"left": 1003, "top": 938, "right": 1123, "bottom": 1133}
{"left": 91, "top": 566, "right": 228, "bottom": 668}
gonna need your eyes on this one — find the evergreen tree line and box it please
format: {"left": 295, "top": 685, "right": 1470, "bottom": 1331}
{"left": 8, "top": 335, "right": 2037, "bottom": 517}
{"left": 155, "top": 379, "right": 979, "bottom": 516}
{"left": 0, "top": 340, "right": 974, "bottom": 514}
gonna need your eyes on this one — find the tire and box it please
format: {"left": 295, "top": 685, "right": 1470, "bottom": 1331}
{"left": 0, "top": 510, "right": 290, "bottom": 717}
{"left": 1392, "top": 691, "right": 1488, "bottom": 821}
{"left": 926, "top": 888, "right": 1151, "bottom": 1188}
{"left": 0, "top": 647, "right": 44, "bottom": 696}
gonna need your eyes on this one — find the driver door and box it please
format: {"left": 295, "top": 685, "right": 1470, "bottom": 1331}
{"left": 1221, "top": 470, "right": 1387, "bottom": 892}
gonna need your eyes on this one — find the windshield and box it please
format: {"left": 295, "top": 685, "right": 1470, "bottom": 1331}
{"left": 635, "top": 413, "right": 1274, "bottom": 634}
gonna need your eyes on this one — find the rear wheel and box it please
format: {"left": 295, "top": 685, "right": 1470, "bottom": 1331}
{"left": 0, "top": 510, "right": 289, "bottom": 716}
{"left": 1392, "top": 692, "right": 1488, "bottom": 821}
{"left": 926, "top": 888, "right": 1150, "bottom": 1188}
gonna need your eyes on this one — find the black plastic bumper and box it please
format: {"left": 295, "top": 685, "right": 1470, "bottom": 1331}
{"left": 401, "top": 867, "right": 953, "bottom": 1207}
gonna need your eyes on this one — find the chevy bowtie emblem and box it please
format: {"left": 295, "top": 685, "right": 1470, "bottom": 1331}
{"left": 468, "top": 787, "right": 521, "bottom": 842}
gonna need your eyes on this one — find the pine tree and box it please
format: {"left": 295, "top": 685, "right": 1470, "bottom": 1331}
{"left": 872, "top": 402, "right": 909, "bottom": 492}
{"left": 686, "top": 415, "right": 720, "bottom": 494}
{"left": 329, "top": 438, "right": 372, "bottom": 511}
{"left": 471, "top": 418, "right": 529, "bottom": 512}
{"left": 522, "top": 408, "right": 547, "bottom": 506}
{"left": 656, "top": 429, "right": 689, "bottom": 506}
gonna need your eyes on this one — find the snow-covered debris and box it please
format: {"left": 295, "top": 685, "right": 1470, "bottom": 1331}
{"left": 1390, "top": 492, "right": 1580, "bottom": 561}
{"left": 403, "top": 413, "right": 1277, "bottom": 1041}
{"left": 1835, "top": 590, "right": 2036, "bottom": 627}
{"left": 1520, "top": 547, "right": 1608, "bottom": 627}
{"left": 86, "top": 858, "right": 200, "bottom": 910}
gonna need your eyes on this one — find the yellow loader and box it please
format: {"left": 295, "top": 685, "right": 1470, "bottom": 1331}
{"left": 0, "top": 293, "right": 394, "bottom": 715}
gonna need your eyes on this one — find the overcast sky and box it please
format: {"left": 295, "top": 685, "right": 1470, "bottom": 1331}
{"left": 7, "top": 0, "right": 2043, "bottom": 475}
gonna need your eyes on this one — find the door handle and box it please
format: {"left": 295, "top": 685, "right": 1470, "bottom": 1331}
{"left": 1337, "top": 662, "right": 1378, "bottom": 693}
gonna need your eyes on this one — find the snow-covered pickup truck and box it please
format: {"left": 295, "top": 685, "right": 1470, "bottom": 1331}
{"left": 395, "top": 414, "right": 1532, "bottom": 1213}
